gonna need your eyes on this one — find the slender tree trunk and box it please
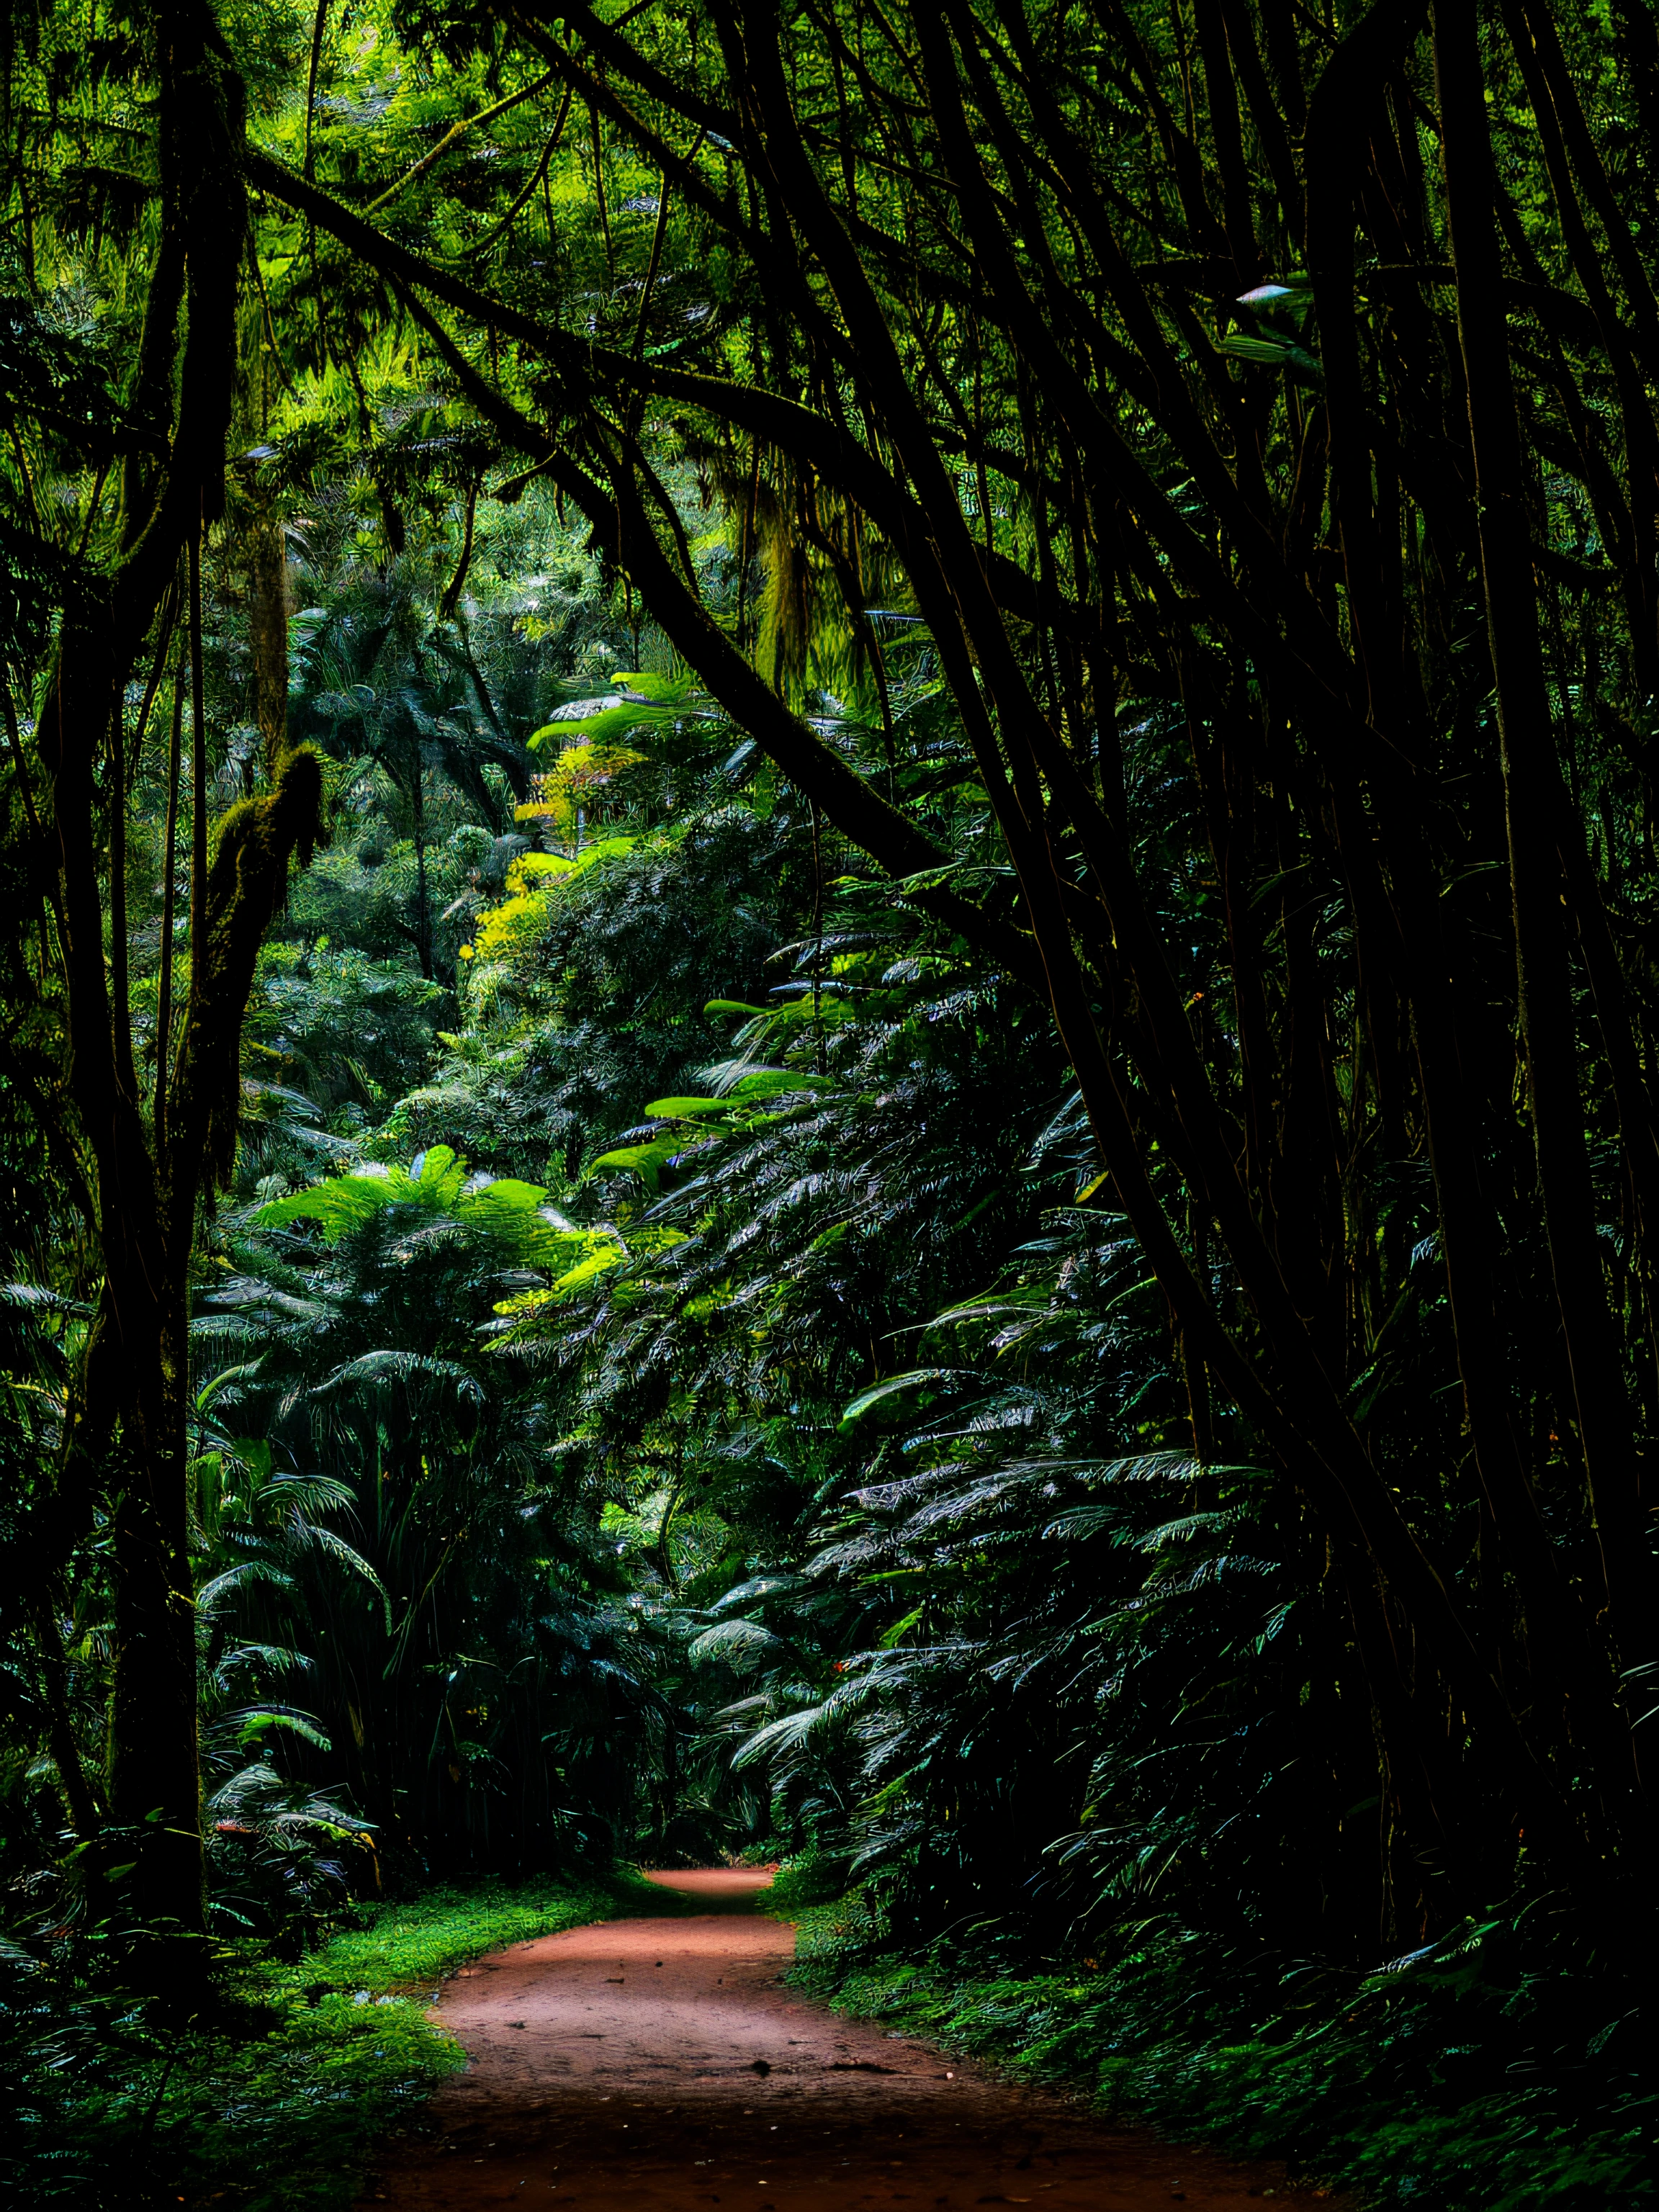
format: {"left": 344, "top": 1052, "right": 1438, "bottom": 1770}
{"left": 413, "top": 750, "right": 433, "bottom": 981}
{"left": 248, "top": 505, "right": 289, "bottom": 782}
{"left": 104, "top": 1294, "right": 203, "bottom": 1952}
{"left": 28, "top": 1, "right": 322, "bottom": 1972}
{"left": 38, "top": 574, "right": 204, "bottom": 1961}
{"left": 1437, "top": 0, "right": 1658, "bottom": 1714}
{"left": 27, "top": 1591, "right": 102, "bottom": 1840}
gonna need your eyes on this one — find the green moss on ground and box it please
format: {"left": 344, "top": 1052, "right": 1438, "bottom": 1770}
{"left": 2, "top": 1869, "right": 669, "bottom": 2212}
{"left": 274, "top": 1863, "right": 670, "bottom": 1999}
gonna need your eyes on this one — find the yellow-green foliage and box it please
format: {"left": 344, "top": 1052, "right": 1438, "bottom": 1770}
{"left": 252, "top": 1143, "right": 625, "bottom": 1285}
{"left": 516, "top": 740, "right": 645, "bottom": 838}
{"left": 525, "top": 669, "right": 689, "bottom": 756}
{"left": 464, "top": 835, "right": 636, "bottom": 966}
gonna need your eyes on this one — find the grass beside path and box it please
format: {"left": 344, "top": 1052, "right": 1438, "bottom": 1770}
{"left": 4, "top": 1869, "right": 667, "bottom": 2212}
{"left": 274, "top": 1863, "right": 670, "bottom": 2000}
{"left": 775, "top": 1881, "right": 1655, "bottom": 2212}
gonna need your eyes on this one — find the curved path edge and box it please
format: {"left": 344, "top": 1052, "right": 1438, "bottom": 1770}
{"left": 356, "top": 1868, "right": 1336, "bottom": 2211}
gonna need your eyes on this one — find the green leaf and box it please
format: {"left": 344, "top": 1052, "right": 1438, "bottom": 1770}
{"left": 587, "top": 1135, "right": 697, "bottom": 1191}
{"left": 643, "top": 1097, "right": 734, "bottom": 1120}
{"left": 687, "top": 1619, "right": 788, "bottom": 1667}
{"left": 727, "top": 1069, "right": 832, "bottom": 1099}
{"left": 878, "top": 1606, "right": 925, "bottom": 1649}
{"left": 840, "top": 1368, "right": 953, "bottom": 1424}
{"left": 236, "top": 1712, "right": 334, "bottom": 1752}
{"left": 1218, "top": 333, "right": 1295, "bottom": 364}
{"left": 1218, "top": 333, "right": 1323, "bottom": 384}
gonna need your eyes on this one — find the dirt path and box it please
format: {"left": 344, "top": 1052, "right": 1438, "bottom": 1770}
{"left": 356, "top": 1869, "right": 1328, "bottom": 2211}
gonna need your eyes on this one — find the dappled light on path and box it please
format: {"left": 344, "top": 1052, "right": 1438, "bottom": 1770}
{"left": 356, "top": 1871, "right": 1329, "bottom": 2210}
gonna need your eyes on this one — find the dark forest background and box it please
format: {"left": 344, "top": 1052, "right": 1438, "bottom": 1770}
{"left": 2, "top": 0, "right": 1657, "bottom": 2200}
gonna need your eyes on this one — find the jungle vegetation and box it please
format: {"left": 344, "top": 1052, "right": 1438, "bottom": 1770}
{"left": 1, "top": 0, "right": 1657, "bottom": 2200}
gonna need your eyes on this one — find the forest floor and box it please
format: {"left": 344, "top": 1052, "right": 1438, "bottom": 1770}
{"left": 353, "top": 1869, "right": 1337, "bottom": 2212}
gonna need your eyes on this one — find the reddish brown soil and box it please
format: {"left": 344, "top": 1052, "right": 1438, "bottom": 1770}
{"left": 356, "top": 1869, "right": 1332, "bottom": 2212}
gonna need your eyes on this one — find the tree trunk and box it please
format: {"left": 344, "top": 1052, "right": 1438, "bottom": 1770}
{"left": 26, "top": 1, "right": 323, "bottom": 1972}
{"left": 1437, "top": 0, "right": 1658, "bottom": 1701}
{"left": 104, "top": 1295, "right": 204, "bottom": 1956}
{"left": 248, "top": 505, "right": 290, "bottom": 781}
{"left": 413, "top": 750, "right": 433, "bottom": 981}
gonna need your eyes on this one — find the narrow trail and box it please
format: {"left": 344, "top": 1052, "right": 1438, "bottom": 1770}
{"left": 356, "top": 1870, "right": 1329, "bottom": 2211}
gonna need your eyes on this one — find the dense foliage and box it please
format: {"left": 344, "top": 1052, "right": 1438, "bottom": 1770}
{"left": 1, "top": 1871, "right": 670, "bottom": 2211}
{"left": 4, "top": 0, "right": 1659, "bottom": 2200}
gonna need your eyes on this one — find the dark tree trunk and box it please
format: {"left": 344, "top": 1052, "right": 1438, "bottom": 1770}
{"left": 26, "top": 0, "right": 325, "bottom": 1974}
{"left": 248, "top": 505, "right": 290, "bottom": 780}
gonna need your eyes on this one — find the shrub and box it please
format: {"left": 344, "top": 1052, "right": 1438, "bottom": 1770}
{"left": 1, "top": 1873, "right": 660, "bottom": 2211}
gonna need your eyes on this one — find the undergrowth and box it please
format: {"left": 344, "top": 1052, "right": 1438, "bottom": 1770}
{"left": 1, "top": 1870, "right": 665, "bottom": 2212}
{"left": 782, "top": 1881, "right": 1655, "bottom": 2211}
{"left": 758, "top": 1846, "right": 849, "bottom": 1918}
